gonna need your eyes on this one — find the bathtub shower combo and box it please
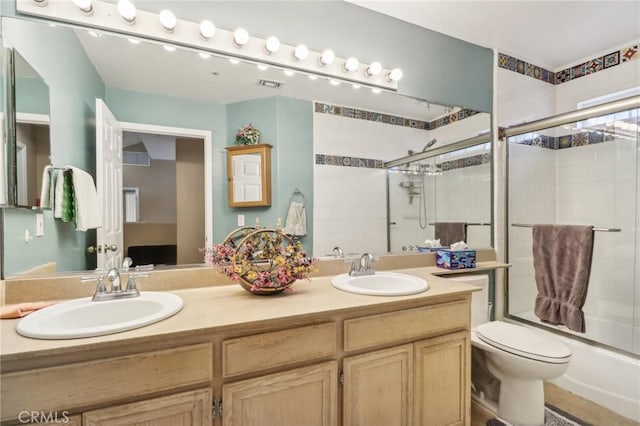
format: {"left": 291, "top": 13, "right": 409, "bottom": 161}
{"left": 505, "top": 95, "right": 640, "bottom": 421}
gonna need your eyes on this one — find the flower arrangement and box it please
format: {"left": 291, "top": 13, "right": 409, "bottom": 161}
{"left": 235, "top": 124, "right": 261, "bottom": 145}
{"left": 205, "top": 228, "right": 315, "bottom": 295}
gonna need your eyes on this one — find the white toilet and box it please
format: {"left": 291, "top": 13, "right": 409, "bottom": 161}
{"left": 450, "top": 275, "right": 572, "bottom": 426}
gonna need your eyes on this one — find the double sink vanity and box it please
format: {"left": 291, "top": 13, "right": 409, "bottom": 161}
{"left": 1, "top": 250, "right": 505, "bottom": 426}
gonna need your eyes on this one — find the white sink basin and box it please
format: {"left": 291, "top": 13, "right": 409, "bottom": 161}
{"left": 331, "top": 272, "right": 429, "bottom": 296}
{"left": 16, "top": 292, "right": 183, "bottom": 340}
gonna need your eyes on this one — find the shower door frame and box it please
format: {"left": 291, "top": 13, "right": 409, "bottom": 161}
{"left": 502, "top": 94, "right": 640, "bottom": 357}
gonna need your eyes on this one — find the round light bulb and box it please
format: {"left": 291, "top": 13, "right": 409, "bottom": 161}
{"left": 388, "top": 68, "right": 403, "bottom": 82}
{"left": 319, "top": 49, "right": 335, "bottom": 66}
{"left": 117, "top": 0, "right": 136, "bottom": 23}
{"left": 352, "top": 84, "right": 361, "bottom": 89}
{"left": 257, "top": 64, "right": 269, "bottom": 71}
{"left": 366, "top": 62, "right": 382, "bottom": 77}
{"left": 329, "top": 79, "right": 341, "bottom": 86}
{"left": 308, "top": 74, "right": 318, "bottom": 81}
{"left": 198, "top": 52, "right": 211, "bottom": 59}
{"left": 265, "top": 36, "right": 280, "bottom": 54}
{"left": 233, "top": 28, "right": 249, "bottom": 47}
{"left": 72, "top": 0, "right": 93, "bottom": 13}
{"left": 283, "top": 69, "right": 295, "bottom": 77}
{"left": 158, "top": 10, "right": 176, "bottom": 31}
{"left": 163, "top": 45, "right": 176, "bottom": 52}
{"left": 372, "top": 88, "right": 382, "bottom": 94}
{"left": 199, "top": 20, "right": 216, "bottom": 40}
{"left": 293, "top": 44, "right": 308, "bottom": 61}
{"left": 344, "top": 57, "right": 359, "bottom": 72}
{"left": 229, "top": 58, "right": 240, "bottom": 65}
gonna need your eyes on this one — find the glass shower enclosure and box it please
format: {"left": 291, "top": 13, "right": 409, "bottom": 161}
{"left": 505, "top": 95, "right": 639, "bottom": 355}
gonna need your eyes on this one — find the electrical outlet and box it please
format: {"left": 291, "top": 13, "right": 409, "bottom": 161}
{"left": 237, "top": 214, "right": 245, "bottom": 226}
{"left": 35, "top": 213, "right": 44, "bottom": 236}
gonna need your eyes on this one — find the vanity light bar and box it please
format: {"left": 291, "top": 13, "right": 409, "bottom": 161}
{"left": 17, "top": 0, "right": 401, "bottom": 90}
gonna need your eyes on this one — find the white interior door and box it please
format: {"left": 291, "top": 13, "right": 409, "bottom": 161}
{"left": 232, "top": 153, "right": 262, "bottom": 202}
{"left": 96, "top": 99, "right": 123, "bottom": 269}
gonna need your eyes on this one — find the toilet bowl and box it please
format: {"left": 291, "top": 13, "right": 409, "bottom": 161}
{"left": 449, "top": 275, "right": 571, "bottom": 426}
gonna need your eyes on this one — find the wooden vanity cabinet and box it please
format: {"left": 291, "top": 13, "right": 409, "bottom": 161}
{"left": 2, "top": 295, "right": 472, "bottom": 426}
{"left": 342, "top": 344, "right": 414, "bottom": 426}
{"left": 82, "top": 389, "right": 212, "bottom": 426}
{"left": 342, "top": 300, "right": 471, "bottom": 426}
{"left": 222, "top": 362, "right": 338, "bottom": 426}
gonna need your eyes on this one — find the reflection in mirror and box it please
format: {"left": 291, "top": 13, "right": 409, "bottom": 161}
{"left": 226, "top": 144, "right": 272, "bottom": 207}
{"left": 15, "top": 51, "right": 51, "bottom": 208}
{"left": 388, "top": 141, "right": 492, "bottom": 253}
{"left": 2, "top": 16, "right": 492, "bottom": 278}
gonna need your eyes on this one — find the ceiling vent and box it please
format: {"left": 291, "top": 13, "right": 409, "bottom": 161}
{"left": 258, "top": 79, "right": 283, "bottom": 89}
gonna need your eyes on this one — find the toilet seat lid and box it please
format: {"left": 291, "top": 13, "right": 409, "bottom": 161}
{"left": 476, "top": 321, "right": 571, "bottom": 364}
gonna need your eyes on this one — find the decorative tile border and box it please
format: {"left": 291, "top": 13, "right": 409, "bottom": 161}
{"left": 499, "top": 53, "right": 556, "bottom": 84}
{"left": 315, "top": 154, "right": 385, "bottom": 169}
{"left": 316, "top": 152, "right": 490, "bottom": 172}
{"left": 439, "top": 152, "right": 491, "bottom": 171}
{"left": 499, "top": 43, "right": 639, "bottom": 85}
{"left": 509, "top": 130, "right": 615, "bottom": 150}
{"left": 314, "top": 102, "right": 480, "bottom": 131}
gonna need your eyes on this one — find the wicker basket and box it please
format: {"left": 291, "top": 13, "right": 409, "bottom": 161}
{"left": 233, "top": 229, "right": 298, "bottom": 296}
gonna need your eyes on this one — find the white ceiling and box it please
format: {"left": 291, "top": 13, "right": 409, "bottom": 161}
{"left": 349, "top": 1, "right": 640, "bottom": 69}
{"left": 75, "top": 29, "right": 452, "bottom": 121}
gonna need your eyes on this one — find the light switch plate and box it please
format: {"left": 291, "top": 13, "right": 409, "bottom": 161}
{"left": 237, "top": 214, "right": 245, "bottom": 226}
{"left": 35, "top": 213, "right": 44, "bottom": 236}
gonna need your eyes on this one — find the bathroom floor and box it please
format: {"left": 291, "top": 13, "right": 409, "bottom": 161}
{"left": 470, "top": 382, "right": 638, "bottom": 426}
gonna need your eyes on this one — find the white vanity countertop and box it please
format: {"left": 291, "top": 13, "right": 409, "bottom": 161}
{"left": 0, "top": 265, "right": 500, "bottom": 362}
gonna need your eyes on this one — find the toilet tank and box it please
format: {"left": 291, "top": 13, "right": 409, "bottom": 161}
{"left": 448, "top": 274, "right": 490, "bottom": 328}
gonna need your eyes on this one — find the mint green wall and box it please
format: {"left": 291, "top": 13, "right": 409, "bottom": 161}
{"left": 104, "top": 1, "right": 493, "bottom": 113}
{"left": 225, "top": 97, "right": 314, "bottom": 251}
{"left": 3, "top": 17, "right": 104, "bottom": 276}
{"left": 15, "top": 76, "right": 49, "bottom": 115}
{"left": 275, "top": 97, "right": 313, "bottom": 251}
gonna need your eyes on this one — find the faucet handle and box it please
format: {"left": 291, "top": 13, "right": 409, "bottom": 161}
{"left": 81, "top": 275, "right": 107, "bottom": 296}
{"left": 125, "top": 271, "right": 147, "bottom": 293}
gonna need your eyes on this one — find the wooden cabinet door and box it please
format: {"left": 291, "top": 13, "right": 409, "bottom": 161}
{"left": 82, "top": 388, "right": 212, "bottom": 426}
{"left": 343, "top": 344, "right": 413, "bottom": 426}
{"left": 222, "top": 361, "right": 337, "bottom": 426}
{"left": 414, "top": 331, "right": 470, "bottom": 426}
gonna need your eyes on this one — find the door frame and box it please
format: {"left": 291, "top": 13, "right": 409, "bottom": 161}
{"left": 119, "top": 121, "right": 213, "bottom": 246}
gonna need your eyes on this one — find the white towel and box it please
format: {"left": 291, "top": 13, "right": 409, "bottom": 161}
{"left": 283, "top": 201, "right": 307, "bottom": 236}
{"left": 53, "top": 169, "right": 64, "bottom": 218}
{"left": 39, "top": 165, "right": 53, "bottom": 209}
{"left": 67, "top": 166, "right": 102, "bottom": 231}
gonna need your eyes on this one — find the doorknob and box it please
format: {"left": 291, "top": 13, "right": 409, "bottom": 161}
{"left": 87, "top": 244, "right": 118, "bottom": 254}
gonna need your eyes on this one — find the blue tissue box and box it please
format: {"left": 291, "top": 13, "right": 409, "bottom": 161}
{"left": 417, "top": 246, "right": 446, "bottom": 253}
{"left": 436, "top": 249, "right": 476, "bottom": 270}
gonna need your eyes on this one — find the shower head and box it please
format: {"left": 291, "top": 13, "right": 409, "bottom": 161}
{"left": 422, "top": 139, "right": 437, "bottom": 151}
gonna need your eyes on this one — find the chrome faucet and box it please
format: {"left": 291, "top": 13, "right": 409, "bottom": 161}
{"left": 82, "top": 266, "right": 145, "bottom": 301}
{"left": 332, "top": 246, "right": 344, "bottom": 258}
{"left": 106, "top": 268, "right": 122, "bottom": 293}
{"left": 349, "top": 253, "right": 375, "bottom": 276}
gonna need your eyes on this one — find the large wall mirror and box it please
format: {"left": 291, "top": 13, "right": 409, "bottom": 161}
{"left": 1, "top": 16, "right": 492, "bottom": 278}
{"left": 14, "top": 51, "right": 51, "bottom": 208}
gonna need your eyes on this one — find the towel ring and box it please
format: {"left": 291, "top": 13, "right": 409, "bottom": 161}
{"left": 290, "top": 188, "right": 306, "bottom": 205}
